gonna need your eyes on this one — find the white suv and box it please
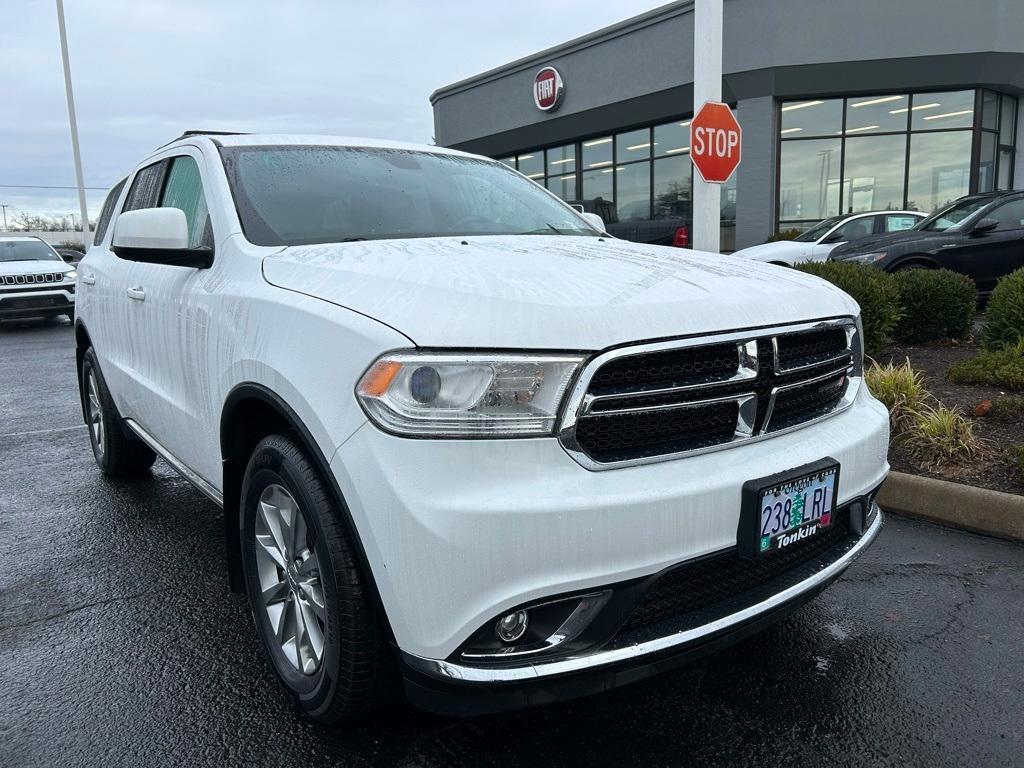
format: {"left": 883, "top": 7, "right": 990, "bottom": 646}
{"left": 76, "top": 132, "right": 889, "bottom": 721}
{"left": 0, "top": 236, "right": 77, "bottom": 322}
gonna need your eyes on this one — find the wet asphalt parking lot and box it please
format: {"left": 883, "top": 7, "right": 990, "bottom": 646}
{"left": 2, "top": 321, "right": 1023, "bottom": 767}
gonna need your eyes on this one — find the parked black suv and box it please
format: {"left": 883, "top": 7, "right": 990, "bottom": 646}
{"left": 829, "top": 191, "right": 1024, "bottom": 294}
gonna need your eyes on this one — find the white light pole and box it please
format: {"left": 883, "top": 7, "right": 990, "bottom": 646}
{"left": 55, "top": 0, "right": 91, "bottom": 250}
{"left": 692, "top": 0, "right": 723, "bottom": 253}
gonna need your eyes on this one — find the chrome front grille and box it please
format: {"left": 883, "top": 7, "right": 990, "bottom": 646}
{"left": 2, "top": 272, "right": 65, "bottom": 286}
{"left": 559, "top": 318, "right": 861, "bottom": 469}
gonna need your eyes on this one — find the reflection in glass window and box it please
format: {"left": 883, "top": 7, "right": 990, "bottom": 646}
{"left": 655, "top": 120, "right": 690, "bottom": 157}
{"left": 988, "top": 198, "right": 1024, "bottom": 231}
{"left": 780, "top": 99, "right": 842, "bottom": 137}
{"left": 615, "top": 163, "right": 650, "bottom": 221}
{"left": 910, "top": 91, "right": 974, "bottom": 131}
{"left": 582, "top": 136, "right": 613, "bottom": 168}
{"left": 581, "top": 168, "right": 614, "bottom": 217}
{"left": 616, "top": 128, "right": 651, "bottom": 163}
{"left": 779, "top": 138, "right": 842, "bottom": 221}
{"left": 907, "top": 131, "right": 971, "bottom": 212}
{"left": 546, "top": 144, "right": 575, "bottom": 175}
{"left": 844, "top": 94, "right": 908, "bottom": 134}
{"left": 546, "top": 173, "right": 576, "bottom": 201}
{"left": 516, "top": 151, "right": 544, "bottom": 179}
{"left": 653, "top": 156, "right": 691, "bottom": 220}
{"left": 498, "top": 157, "right": 516, "bottom": 169}
{"left": 842, "top": 134, "right": 907, "bottom": 212}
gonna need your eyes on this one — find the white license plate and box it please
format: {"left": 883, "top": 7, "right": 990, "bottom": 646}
{"left": 757, "top": 466, "right": 837, "bottom": 553}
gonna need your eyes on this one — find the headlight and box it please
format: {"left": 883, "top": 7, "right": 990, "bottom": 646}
{"left": 66, "top": 271, "right": 78, "bottom": 280}
{"left": 849, "top": 251, "right": 887, "bottom": 263}
{"left": 356, "top": 351, "right": 585, "bottom": 437}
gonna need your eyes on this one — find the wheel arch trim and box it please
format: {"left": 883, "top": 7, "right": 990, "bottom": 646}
{"left": 219, "top": 382, "right": 397, "bottom": 643}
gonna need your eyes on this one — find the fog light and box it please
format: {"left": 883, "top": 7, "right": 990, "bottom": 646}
{"left": 495, "top": 610, "right": 528, "bottom": 643}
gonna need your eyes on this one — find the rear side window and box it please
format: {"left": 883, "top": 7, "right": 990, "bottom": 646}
{"left": 93, "top": 179, "right": 126, "bottom": 245}
{"left": 159, "top": 156, "right": 212, "bottom": 248}
{"left": 885, "top": 214, "right": 919, "bottom": 232}
{"left": 123, "top": 160, "right": 168, "bottom": 212}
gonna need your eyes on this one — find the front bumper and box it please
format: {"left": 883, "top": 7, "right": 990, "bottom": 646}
{"left": 400, "top": 504, "right": 881, "bottom": 714}
{"left": 332, "top": 382, "right": 889, "bottom": 664}
{"left": 0, "top": 288, "right": 75, "bottom": 318}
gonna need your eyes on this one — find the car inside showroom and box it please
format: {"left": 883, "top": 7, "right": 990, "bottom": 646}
{"left": 430, "top": 0, "right": 1024, "bottom": 252}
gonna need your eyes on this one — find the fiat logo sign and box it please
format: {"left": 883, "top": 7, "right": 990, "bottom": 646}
{"left": 533, "top": 67, "right": 564, "bottom": 112}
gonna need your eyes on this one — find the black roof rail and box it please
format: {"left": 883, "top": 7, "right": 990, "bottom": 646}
{"left": 156, "top": 130, "right": 248, "bottom": 150}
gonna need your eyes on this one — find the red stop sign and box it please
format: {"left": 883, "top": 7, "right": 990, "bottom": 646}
{"left": 690, "top": 102, "right": 742, "bottom": 183}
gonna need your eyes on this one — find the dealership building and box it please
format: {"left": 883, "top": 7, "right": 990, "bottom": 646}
{"left": 430, "top": 0, "right": 1024, "bottom": 250}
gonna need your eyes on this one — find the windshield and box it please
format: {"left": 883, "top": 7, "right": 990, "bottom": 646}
{"left": 794, "top": 216, "right": 843, "bottom": 243}
{"left": 915, "top": 197, "right": 991, "bottom": 232}
{"left": 0, "top": 239, "right": 61, "bottom": 263}
{"left": 220, "top": 146, "right": 601, "bottom": 246}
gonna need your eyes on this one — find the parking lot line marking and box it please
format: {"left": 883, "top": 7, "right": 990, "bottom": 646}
{"left": 1, "top": 424, "right": 87, "bottom": 438}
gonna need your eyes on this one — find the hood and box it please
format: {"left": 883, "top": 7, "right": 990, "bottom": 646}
{"left": 262, "top": 235, "right": 859, "bottom": 349}
{"left": 831, "top": 229, "right": 943, "bottom": 258}
{"left": 731, "top": 240, "right": 812, "bottom": 262}
{"left": 0, "top": 260, "right": 74, "bottom": 276}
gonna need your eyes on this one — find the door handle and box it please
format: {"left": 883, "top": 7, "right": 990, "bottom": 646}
{"left": 126, "top": 286, "right": 146, "bottom": 301}
{"left": 81, "top": 273, "right": 96, "bottom": 285}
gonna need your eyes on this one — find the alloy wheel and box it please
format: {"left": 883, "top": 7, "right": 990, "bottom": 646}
{"left": 86, "top": 370, "right": 104, "bottom": 456}
{"left": 254, "top": 483, "right": 327, "bottom": 675}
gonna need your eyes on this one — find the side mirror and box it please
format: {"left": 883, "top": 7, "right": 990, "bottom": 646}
{"left": 580, "top": 212, "right": 606, "bottom": 232}
{"left": 971, "top": 217, "right": 998, "bottom": 235}
{"left": 819, "top": 233, "right": 843, "bottom": 244}
{"left": 112, "top": 208, "right": 213, "bottom": 268}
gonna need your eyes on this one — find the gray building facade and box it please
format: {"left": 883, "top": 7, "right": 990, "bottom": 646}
{"left": 430, "top": 0, "right": 1024, "bottom": 250}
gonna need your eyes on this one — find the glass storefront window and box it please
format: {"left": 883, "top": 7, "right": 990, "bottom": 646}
{"left": 780, "top": 98, "right": 842, "bottom": 136}
{"left": 910, "top": 91, "right": 974, "bottom": 131}
{"left": 654, "top": 120, "right": 690, "bottom": 157}
{"left": 546, "top": 144, "right": 575, "bottom": 176}
{"left": 615, "top": 163, "right": 650, "bottom": 221}
{"left": 779, "top": 138, "right": 842, "bottom": 221}
{"left": 516, "top": 151, "right": 544, "bottom": 179}
{"left": 653, "top": 155, "right": 691, "bottom": 220}
{"left": 498, "top": 157, "right": 516, "bottom": 169}
{"left": 546, "top": 173, "right": 576, "bottom": 201}
{"left": 907, "top": 131, "right": 972, "bottom": 212}
{"left": 844, "top": 94, "right": 908, "bottom": 134}
{"left": 616, "top": 128, "right": 651, "bottom": 163}
{"left": 581, "top": 168, "right": 614, "bottom": 214}
{"left": 582, "top": 136, "right": 613, "bottom": 168}
{"left": 978, "top": 132, "right": 998, "bottom": 193}
{"left": 1000, "top": 95, "right": 1017, "bottom": 144}
{"left": 982, "top": 91, "right": 1000, "bottom": 131}
{"left": 999, "top": 150, "right": 1013, "bottom": 190}
{"left": 843, "top": 134, "right": 907, "bottom": 212}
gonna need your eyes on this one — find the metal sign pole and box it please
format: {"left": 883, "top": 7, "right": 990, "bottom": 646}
{"left": 56, "top": 0, "right": 91, "bottom": 249}
{"left": 692, "top": 0, "right": 723, "bottom": 253}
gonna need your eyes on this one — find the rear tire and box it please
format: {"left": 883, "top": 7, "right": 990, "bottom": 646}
{"left": 81, "top": 347, "right": 156, "bottom": 476}
{"left": 240, "top": 434, "right": 394, "bottom": 723}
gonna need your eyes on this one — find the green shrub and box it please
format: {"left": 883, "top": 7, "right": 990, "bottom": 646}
{"left": 795, "top": 261, "right": 900, "bottom": 356}
{"left": 947, "top": 339, "right": 1024, "bottom": 391}
{"left": 990, "top": 396, "right": 1024, "bottom": 421}
{"left": 864, "top": 359, "right": 929, "bottom": 434}
{"left": 983, "top": 267, "right": 1024, "bottom": 350}
{"left": 893, "top": 268, "right": 976, "bottom": 343}
{"left": 904, "top": 404, "right": 980, "bottom": 465}
{"left": 765, "top": 228, "right": 803, "bottom": 243}
{"left": 1009, "top": 446, "right": 1024, "bottom": 485}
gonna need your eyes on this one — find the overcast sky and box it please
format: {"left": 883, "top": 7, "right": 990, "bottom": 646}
{"left": 0, "top": 0, "right": 664, "bottom": 224}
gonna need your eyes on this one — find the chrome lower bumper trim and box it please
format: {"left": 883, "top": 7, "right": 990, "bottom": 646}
{"left": 405, "top": 505, "right": 883, "bottom": 684}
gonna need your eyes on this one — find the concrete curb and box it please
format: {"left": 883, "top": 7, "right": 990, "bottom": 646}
{"left": 877, "top": 471, "right": 1024, "bottom": 542}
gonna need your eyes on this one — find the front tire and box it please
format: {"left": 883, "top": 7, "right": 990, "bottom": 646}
{"left": 81, "top": 347, "right": 156, "bottom": 476}
{"left": 240, "top": 434, "right": 393, "bottom": 722}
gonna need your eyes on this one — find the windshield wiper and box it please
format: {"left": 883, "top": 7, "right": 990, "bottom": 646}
{"left": 517, "top": 224, "right": 567, "bottom": 235}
